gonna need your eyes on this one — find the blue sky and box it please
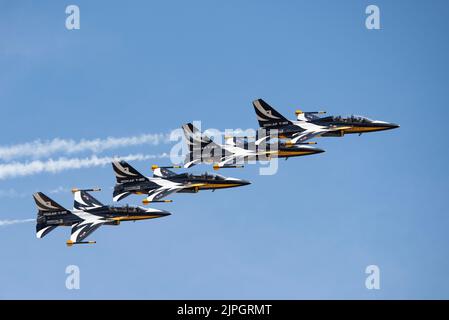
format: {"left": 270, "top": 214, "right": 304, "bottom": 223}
{"left": 0, "top": 0, "right": 448, "bottom": 299}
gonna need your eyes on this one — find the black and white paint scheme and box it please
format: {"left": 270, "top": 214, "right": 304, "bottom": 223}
{"left": 33, "top": 189, "right": 170, "bottom": 246}
{"left": 112, "top": 160, "right": 251, "bottom": 204}
{"left": 182, "top": 122, "right": 325, "bottom": 169}
{"left": 253, "top": 98, "right": 399, "bottom": 144}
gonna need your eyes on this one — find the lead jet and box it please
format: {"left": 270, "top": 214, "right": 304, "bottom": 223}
{"left": 253, "top": 99, "right": 399, "bottom": 144}
{"left": 182, "top": 122, "right": 325, "bottom": 169}
{"left": 112, "top": 160, "right": 251, "bottom": 204}
{"left": 33, "top": 188, "right": 170, "bottom": 246}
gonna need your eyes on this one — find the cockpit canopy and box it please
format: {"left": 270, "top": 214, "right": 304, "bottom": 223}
{"left": 174, "top": 172, "right": 192, "bottom": 180}
{"left": 197, "top": 172, "right": 226, "bottom": 180}
{"left": 319, "top": 115, "right": 373, "bottom": 124}
{"left": 174, "top": 172, "right": 227, "bottom": 181}
{"left": 108, "top": 205, "right": 147, "bottom": 214}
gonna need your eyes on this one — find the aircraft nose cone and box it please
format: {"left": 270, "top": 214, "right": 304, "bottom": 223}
{"left": 239, "top": 179, "right": 251, "bottom": 186}
{"left": 158, "top": 211, "right": 171, "bottom": 217}
{"left": 226, "top": 177, "right": 251, "bottom": 186}
{"left": 304, "top": 146, "right": 325, "bottom": 154}
{"left": 390, "top": 123, "right": 400, "bottom": 129}
{"left": 286, "top": 145, "right": 325, "bottom": 156}
{"left": 381, "top": 122, "right": 400, "bottom": 131}
{"left": 146, "top": 208, "right": 171, "bottom": 217}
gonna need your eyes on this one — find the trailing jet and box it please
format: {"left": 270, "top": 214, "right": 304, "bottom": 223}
{"left": 182, "top": 122, "right": 325, "bottom": 169}
{"left": 112, "top": 160, "right": 251, "bottom": 204}
{"left": 33, "top": 188, "right": 170, "bottom": 246}
{"left": 253, "top": 99, "right": 399, "bottom": 144}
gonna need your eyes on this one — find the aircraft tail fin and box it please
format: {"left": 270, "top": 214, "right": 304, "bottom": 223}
{"left": 182, "top": 123, "right": 226, "bottom": 167}
{"left": 33, "top": 192, "right": 71, "bottom": 238}
{"left": 182, "top": 122, "right": 214, "bottom": 146}
{"left": 252, "top": 99, "right": 292, "bottom": 128}
{"left": 112, "top": 160, "right": 149, "bottom": 184}
{"left": 182, "top": 122, "right": 225, "bottom": 150}
{"left": 33, "top": 192, "right": 69, "bottom": 215}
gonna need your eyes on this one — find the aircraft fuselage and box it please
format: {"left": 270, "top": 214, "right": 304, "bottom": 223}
{"left": 114, "top": 173, "right": 250, "bottom": 198}
{"left": 262, "top": 117, "right": 399, "bottom": 139}
{"left": 38, "top": 205, "right": 169, "bottom": 228}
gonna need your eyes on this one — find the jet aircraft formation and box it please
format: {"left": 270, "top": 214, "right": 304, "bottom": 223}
{"left": 33, "top": 98, "right": 399, "bottom": 246}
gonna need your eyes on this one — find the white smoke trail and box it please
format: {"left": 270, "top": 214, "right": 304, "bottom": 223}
{"left": 0, "top": 133, "right": 172, "bottom": 161}
{"left": 0, "top": 186, "right": 72, "bottom": 198}
{"left": 0, "top": 188, "right": 24, "bottom": 198}
{"left": 0, "top": 153, "right": 168, "bottom": 180}
{"left": 0, "top": 219, "right": 34, "bottom": 227}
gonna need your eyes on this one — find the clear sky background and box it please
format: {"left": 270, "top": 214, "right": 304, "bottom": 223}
{"left": 0, "top": 0, "right": 448, "bottom": 299}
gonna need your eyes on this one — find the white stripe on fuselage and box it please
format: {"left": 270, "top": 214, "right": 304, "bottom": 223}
{"left": 71, "top": 209, "right": 104, "bottom": 224}
{"left": 291, "top": 120, "right": 328, "bottom": 132}
{"left": 148, "top": 177, "right": 183, "bottom": 188}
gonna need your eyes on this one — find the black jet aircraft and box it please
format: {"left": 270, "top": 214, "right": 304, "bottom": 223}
{"left": 182, "top": 123, "right": 325, "bottom": 169}
{"left": 253, "top": 99, "right": 399, "bottom": 144}
{"left": 33, "top": 188, "right": 170, "bottom": 246}
{"left": 112, "top": 160, "right": 251, "bottom": 204}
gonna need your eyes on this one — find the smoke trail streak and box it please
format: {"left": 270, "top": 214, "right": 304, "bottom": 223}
{"left": 0, "top": 153, "right": 168, "bottom": 180}
{"left": 0, "top": 133, "right": 172, "bottom": 161}
{"left": 0, "top": 219, "right": 34, "bottom": 227}
{"left": 0, "top": 188, "right": 25, "bottom": 198}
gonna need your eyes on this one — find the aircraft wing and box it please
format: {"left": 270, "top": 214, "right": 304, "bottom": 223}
{"left": 70, "top": 219, "right": 105, "bottom": 243}
{"left": 144, "top": 186, "right": 185, "bottom": 202}
{"left": 290, "top": 130, "right": 323, "bottom": 144}
{"left": 216, "top": 153, "right": 249, "bottom": 167}
{"left": 184, "top": 158, "right": 201, "bottom": 168}
{"left": 290, "top": 126, "right": 352, "bottom": 144}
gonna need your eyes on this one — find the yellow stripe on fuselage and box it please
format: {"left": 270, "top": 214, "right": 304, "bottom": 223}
{"left": 343, "top": 126, "right": 389, "bottom": 133}
{"left": 276, "top": 150, "right": 317, "bottom": 157}
{"left": 112, "top": 215, "right": 162, "bottom": 221}
{"left": 197, "top": 183, "right": 242, "bottom": 189}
